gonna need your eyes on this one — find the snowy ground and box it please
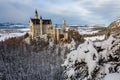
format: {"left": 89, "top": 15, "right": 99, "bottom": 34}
{"left": 78, "top": 27, "right": 100, "bottom": 35}
{"left": 78, "top": 26, "right": 105, "bottom": 41}
{"left": 103, "top": 73, "right": 120, "bottom": 80}
{"left": 0, "top": 28, "right": 29, "bottom": 41}
{"left": 84, "top": 35, "right": 105, "bottom": 41}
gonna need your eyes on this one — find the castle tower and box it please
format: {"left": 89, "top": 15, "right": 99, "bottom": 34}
{"left": 62, "top": 19, "right": 66, "bottom": 32}
{"left": 34, "top": 10, "right": 38, "bottom": 19}
{"left": 56, "top": 28, "right": 60, "bottom": 42}
{"left": 29, "top": 18, "right": 33, "bottom": 38}
{"left": 40, "top": 16, "right": 43, "bottom": 35}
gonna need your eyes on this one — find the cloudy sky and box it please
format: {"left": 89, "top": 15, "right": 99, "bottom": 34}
{"left": 0, "top": 0, "right": 120, "bottom": 25}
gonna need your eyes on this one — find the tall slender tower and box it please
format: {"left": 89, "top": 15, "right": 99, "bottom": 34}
{"left": 62, "top": 20, "right": 66, "bottom": 32}
{"left": 34, "top": 10, "right": 38, "bottom": 19}
{"left": 40, "top": 16, "right": 43, "bottom": 35}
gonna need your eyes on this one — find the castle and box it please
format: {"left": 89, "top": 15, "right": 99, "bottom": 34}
{"left": 29, "top": 10, "right": 68, "bottom": 42}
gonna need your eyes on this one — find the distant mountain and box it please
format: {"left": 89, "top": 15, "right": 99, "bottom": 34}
{"left": 0, "top": 22, "right": 28, "bottom": 29}
{"left": 68, "top": 24, "right": 106, "bottom": 28}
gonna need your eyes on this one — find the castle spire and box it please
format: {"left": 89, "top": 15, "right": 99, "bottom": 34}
{"left": 34, "top": 10, "right": 38, "bottom": 19}
{"left": 62, "top": 19, "right": 66, "bottom": 32}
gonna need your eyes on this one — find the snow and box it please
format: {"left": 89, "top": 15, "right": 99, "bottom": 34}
{"left": 117, "top": 66, "right": 120, "bottom": 72}
{"left": 62, "top": 34, "right": 120, "bottom": 80}
{"left": 66, "top": 68, "right": 75, "bottom": 78}
{"left": 49, "top": 41, "right": 54, "bottom": 47}
{"left": 77, "top": 41, "right": 99, "bottom": 77}
{"left": 84, "top": 35, "right": 105, "bottom": 41}
{"left": 25, "top": 37, "right": 31, "bottom": 44}
{"left": 104, "top": 64, "right": 112, "bottom": 74}
{"left": 94, "top": 35, "right": 115, "bottom": 60}
{"left": 17, "top": 28, "right": 29, "bottom": 32}
{"left": 0, "top": 32, "right": 26, "bottom": 41}
{"left": 116, "top": 19, "right": 120, "bottom": 23}
{"left": 40, "top": 34, "right": 48, "bottom": 42}
{"left": 65, "top": 39, "right": 76, "bottom": 51}
{"left": 0, "top": 28, "right": 29, "bottom": 41}
{"left": 77, "top": 26, "right": 106, "bottom": 41}
{"left": 79, "top": 29, "right": 99, "bottom": 35}
{"left": 78, "top": 27, "right": 100, "bottom": 35}
{"left": 103, "top": 73, "right": 120, "bottom": 80}
{"left": 62, "top": 40, "right": 99, "bottom": 78}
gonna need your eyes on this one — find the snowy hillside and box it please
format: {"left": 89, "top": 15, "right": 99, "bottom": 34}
{"left": 62, "top": 33, "right": 120, "bottom": 80}
{"left": 84, "top": 35, "right": 105, "bottom": 41}
{"left": 0, "top": 28, "right": 29, "bottom": 41}
{"left": 78, "top": 27, "right": 100, "bottom": 35}
{"left": 77, "top": 26, "right": 106, "bottom": 41}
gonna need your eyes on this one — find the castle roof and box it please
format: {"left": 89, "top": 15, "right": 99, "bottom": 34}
{"left": 42, "top": 19, "right": 52, "bottom": 24}
{"left": 31, "top": 19, "right": 40, "bottom": 24}
{"left": 30, "top": 18, "right": 52, "bottom": 25}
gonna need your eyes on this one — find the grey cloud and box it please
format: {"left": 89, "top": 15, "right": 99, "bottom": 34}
{"left": 0, "top": 0, "right": 120, "bottom": 24}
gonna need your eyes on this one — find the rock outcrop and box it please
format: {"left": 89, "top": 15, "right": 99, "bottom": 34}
{"left": 105, "top": 19, "right": 120, "bottom": 39}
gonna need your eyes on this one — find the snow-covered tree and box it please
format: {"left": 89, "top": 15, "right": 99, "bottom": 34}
{"left": 0, "top": 36, "right": 68, "bottom": 80}
{"left": 62, "top": 33, "right": 120, "bottom": 80}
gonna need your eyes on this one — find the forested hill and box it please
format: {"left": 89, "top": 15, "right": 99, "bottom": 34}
{"left": 0, "top": 34, "right": 80, "bottom": 80}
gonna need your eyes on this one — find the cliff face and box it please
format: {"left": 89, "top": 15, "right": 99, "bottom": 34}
{"left": 106, "top": 19, "right": 120, "bottom": 35}
{"left": 108, "top": 19, "right": 120, "bottom": 29}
